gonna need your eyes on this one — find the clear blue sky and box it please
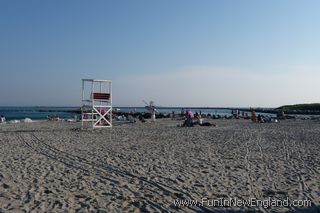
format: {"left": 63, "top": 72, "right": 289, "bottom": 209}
{"left": 1, "top": 0, "right": 319, "bottom": 107}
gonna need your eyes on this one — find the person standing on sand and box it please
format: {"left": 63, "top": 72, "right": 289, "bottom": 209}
{"left": 0, "top": 115, "right": 6, "bottom": 123}
{"left": 150, "top": 107, "right": 156, "bottom": 122}
{"left": 251, "top": 111, "right": 257, "bottom": 122}
{"left": 171, "top": 111, "right": 175, "bottom": 120}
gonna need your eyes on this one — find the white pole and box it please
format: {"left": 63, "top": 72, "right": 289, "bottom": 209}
{"left": 110, "top": 81, "right": 112, "bottom": 127}
{"left": 92, "top": 81, "right": 94, "bottom": 128}
{"left": 81, "top": 80, "right": 84, "bottom": 128}
{"left": 99, "top": 81, "right": 102, "bottom": 112}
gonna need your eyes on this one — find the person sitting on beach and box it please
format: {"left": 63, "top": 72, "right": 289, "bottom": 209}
{"left": 193, "top": 113, "right": 200, "bottom": 125}
{"left": 188, "top": 118, "right": 216, "bottom": 127}
{"left": 194, "top": 112, "right": 199, "bottom": 119}
{"left": 277, "top": 111, "right": 286, "bottom": 119}
{"left": 180, "top": 110, "right": 193, "bottom": 127}
{"left": 127, "top": 115, "right": 136, "bottom": 123}
{"left": 195, "top": 116, "right": 216, "bottom": 127}
{"left": 257, "top": 114, "right": 264, "bottom": 123}
{"left": 200, "top": 122, "right": 216, "bottom": 127}
{"left": 138, "top": 115, "right": 146, "bottom": 123}
{"left": 251, "top": 110, "right": 257, "bottom": 122}
{"left": 187, "top": 110, "right": 194, "bottom": 126}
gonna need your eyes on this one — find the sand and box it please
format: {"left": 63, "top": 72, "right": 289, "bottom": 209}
{"left": 0, "top": 119, "right": 319, "bottom": 212}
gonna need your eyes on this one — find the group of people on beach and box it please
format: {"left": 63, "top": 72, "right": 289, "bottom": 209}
{"left": 176, "top": 108, "right": 281, "bottom": 126}
{"left": 251, "top": 111, "right": 265, "bottom": 123}
{"left": 251, "top": 110, "right": 281, "bottom": 123}
{"left": 178, "top": 110, "right": 216, "bottom": 127}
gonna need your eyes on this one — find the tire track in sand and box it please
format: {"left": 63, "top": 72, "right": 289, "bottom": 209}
{"left": 284, "top": 133, "right": 318, "bottom": 208}
{"left": 244, "top": 131, "right": 267, "bottom": 213}
{"left": 17, "top": 132, "right": 213, "bottom": 212}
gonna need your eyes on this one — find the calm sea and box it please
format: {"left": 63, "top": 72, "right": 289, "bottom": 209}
{"left": 0, "top": 107, "right": 80, "bottom": 121}
{"left": 0, "top": 106, "right": 233, "bottom": 121}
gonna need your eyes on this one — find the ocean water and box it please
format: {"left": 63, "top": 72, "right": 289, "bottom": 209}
{"left": 0, "top": 106, "right": 233, "bottom": 121}
{"left": 118, "top": 107, "right": 233, "bottom": 116}
{"left": 0, "top": 107, "right": 80, "bottom": 121}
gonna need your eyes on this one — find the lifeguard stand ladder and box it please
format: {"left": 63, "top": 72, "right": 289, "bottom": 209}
{"left": 81, "top": 79, "right": 112, "bottom": 128}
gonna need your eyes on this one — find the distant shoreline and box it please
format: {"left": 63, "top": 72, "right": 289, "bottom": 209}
{"left": 1, "top": 105, "right": 320, "bottom": 117}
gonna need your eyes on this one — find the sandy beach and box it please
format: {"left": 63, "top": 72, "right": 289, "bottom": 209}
{"left": 0, "top": 119, "right": 319, "bottom": 212}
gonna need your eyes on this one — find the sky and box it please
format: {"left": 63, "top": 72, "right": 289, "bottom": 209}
{"left": 0, "top": 0, "right": 319, "bottom": 107}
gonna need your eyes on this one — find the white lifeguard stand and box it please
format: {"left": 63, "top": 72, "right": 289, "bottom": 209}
{"left": 81, "top": 79, "right": 112, "bottom": 128}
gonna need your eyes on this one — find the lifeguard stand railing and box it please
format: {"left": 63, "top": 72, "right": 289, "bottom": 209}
{"left": 81, "top": 79, "right": 112, "bottom": 128}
